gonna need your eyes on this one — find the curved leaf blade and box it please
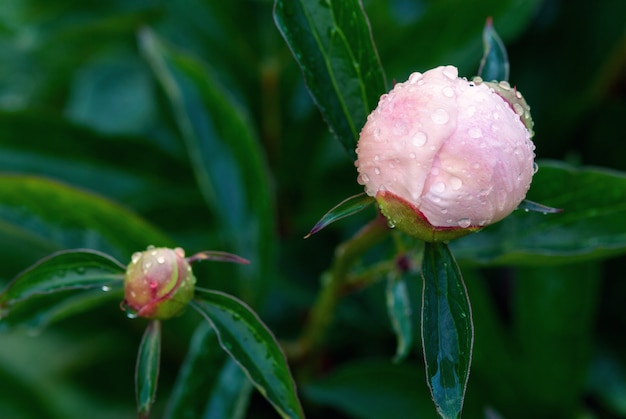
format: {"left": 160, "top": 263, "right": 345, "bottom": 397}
{"left": 421, "top": 242, "right": 473, "bottom": 419}
{"left": 191, "top": 290, "right": 304, "bottom": 419}
{"left": 478, "top": 17, "right": 509, "bottom": 81}
{"left": 0, "top": 175, "right": 173, "bottom": 268}
{"left": 139, "top": 28, "right": 274, "bottom": 304}
{"left": 163, "top": 322, "right": 226, "bottom": 419}
{"left": 203, "top": 357, "right": 253, "bottom": 419}
{"left": 136, "top": 320, "right": 162, "bottom": 419}
{"left": 274, "top": 0, "right": 387, "bottom": 158}
{"left": 0, "top": 249, "right": 125, "bottom": 311}
{"left": 305, "top": 193, "right": 375, "bottom": 238}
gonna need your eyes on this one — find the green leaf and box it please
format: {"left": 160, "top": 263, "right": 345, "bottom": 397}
{"left": 0, "top": 175, "right": 173, "bottom": 270}
{"left": 274, "top": 0, "right": 387, "bottom": 158}
{"left": 136, "top": 320, "right": 162, "bottom": 419}
{"left": 191, "top": 290, "right": 304, "bottom": 419}
{"left": 203, "top": 357, "right": 253, "bottom": 419}
{"left": 512, "top": 262, "right": 600, "bottom": 416}
{"left": 303, "top": 359, "right": 437, "bottom": 419}
{"left": 372, "top": 0, "right": 542, "bottom": 79}
{"left": 451, "top": 160, "right": 626, "bottom": 265}
{"left": 386, "top": 266, "right": 414, "bottom": 363}
{"left": 0, "top": 249, "right": 125, "bottom": 312}
{"left": 0, "top": 285, "right": 124, "bottom": 333}
{"left": 421, "top": 242, "right": 473, "bottom": 419}
{"left": 139, "top": 28, "right": 274, "bottom": 304}
{"left": 305, "top": 193, "right": 375, "bottom": 238}
{"left": 163, "top": 322, "right": 226, "bottom": 419}
{"left": 477, "top": 17, "right": 509, "bottom": 81}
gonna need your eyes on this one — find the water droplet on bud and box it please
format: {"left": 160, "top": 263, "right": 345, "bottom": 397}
{"left": 431, "top": 108, "right": 450, "bottom": 125}
{"left": 457, "top": 218, "right": 472, "bottom": 228}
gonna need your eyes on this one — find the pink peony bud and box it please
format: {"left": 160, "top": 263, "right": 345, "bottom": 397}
{"left": 123, "top": 246, "right": 196, "bottom": 319}
{"left": 355, "top": 65, "right": 535, "bottom": 242}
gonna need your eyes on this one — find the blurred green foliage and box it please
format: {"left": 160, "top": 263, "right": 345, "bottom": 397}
{"left": 0, "top": 0, "right": 624, "bottom": 418}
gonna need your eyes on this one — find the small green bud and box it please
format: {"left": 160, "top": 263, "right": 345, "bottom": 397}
{"left": 123, "top": 246, "right": 196, "bottom": 320}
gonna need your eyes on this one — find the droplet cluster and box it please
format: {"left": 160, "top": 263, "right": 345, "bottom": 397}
{"left": 355, "top": 65, "right": 536, "bottom": 234}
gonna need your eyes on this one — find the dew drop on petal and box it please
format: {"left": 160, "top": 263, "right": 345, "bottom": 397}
{"left": 408, "top": 72, "right": 422, "bottom": 84}
{"left": 468, "top": 127, "right": 482, "bottom": 139}
{"left": 442, "top": 67, "right": 457, "bottom": 80}
{"left": 513, "top": 103, "right": 524, "bottom": 116}
{"left": 412, "top": 131, "right": 427, "bottom": 147}
{"left": 457, "top": 218, "right": 472, "bottom": 228}
{"left": 498, "top": 81, "right": 511, "bottom": 90}
{"left": 431, "top": 108, "right": 449, "bottom": 125}
{"left": 374, "top": 167, "right": 381, "bottom": 175}
{"left": 533, "top": 162, "right": 539, "bottom": 174}
{"left": 409, "top": 152, "right": 416, "bottom": 159}
{"left": 431, "top": 182, "right": 446, "bottom": 193}
{"left": 157, "top": 256, "right": 166, "bottom": 264}
{"left": 132, "top": 252, "right": 141, "bottom": 264}
{"left": 450, "top": 177, "right": 463, "bottom": 190}
{"left": 442, "top": 86, "right": 454, "bottom": 98}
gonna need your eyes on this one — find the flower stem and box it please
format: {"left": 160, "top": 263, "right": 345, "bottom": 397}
{"left": 286, "top": 214, "right": 391, "bottom": 362}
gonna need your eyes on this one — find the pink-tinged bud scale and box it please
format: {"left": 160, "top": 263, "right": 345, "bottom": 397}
{"left": 356, "top": 65, "right": 536, "bottom": 242}
{"left": 123, "top": 246, "right": 196, "bottom": 319}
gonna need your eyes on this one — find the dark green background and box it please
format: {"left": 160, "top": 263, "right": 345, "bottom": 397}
{"left": 0, "top": 0, "right": 624, "bottom": 418}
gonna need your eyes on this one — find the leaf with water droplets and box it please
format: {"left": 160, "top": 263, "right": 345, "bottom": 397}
{"left": 0, "top": 249, "right": 125, "bottom": 311}
{"left": 136, "top": 320, "right": 162, "bottom": 419}
{"left": 421, "top": 242, "right": 473, "bottom": 419}
{"left": 191, "top": 290, "right": 304, "bottom": 419}
{"left": 0, "top": 249, "right": 125, "bottom": 331}
{"left": 478, "top": 17, "right": 509, "bottom": 82}
{"left": 274, "top": 0, "right": 387, "bottom": 158}
{"left": 305, "top": 193, "right": 375, "bottom": 238}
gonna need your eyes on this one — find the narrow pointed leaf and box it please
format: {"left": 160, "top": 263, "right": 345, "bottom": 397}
{"left": 478, "top": 17, "right": 509, "bottom": 82}
{"left": 0, "top": 175, "right": 173, "bottom": 269}
{"left": 203, "top": 357, "right": 254, "bottom": 419}
{"left": 386, "top": 268, "right": 413, "bottom": 363}
{"left": 163, "top": 322, "right": 226, "bottom": 419}
{"left": 305, "top": 193, "right": 375, "bottom": 238}
{"left": 139, "top": 28, "right": 274, "bottom": 305}
{"left": 274, "top": 0, "right": 387, "bottom": 158}
{"left": 191, "top": 290, "right": 304, "bottom": 419}
{"left": 136, "top": 320, "right": 162, "bottom": 419}
{"left": 0, "top": 249, "right": 125, "bottom": 311}
{"left": 421, "top": 242, "right": 473, "bottom": 419}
